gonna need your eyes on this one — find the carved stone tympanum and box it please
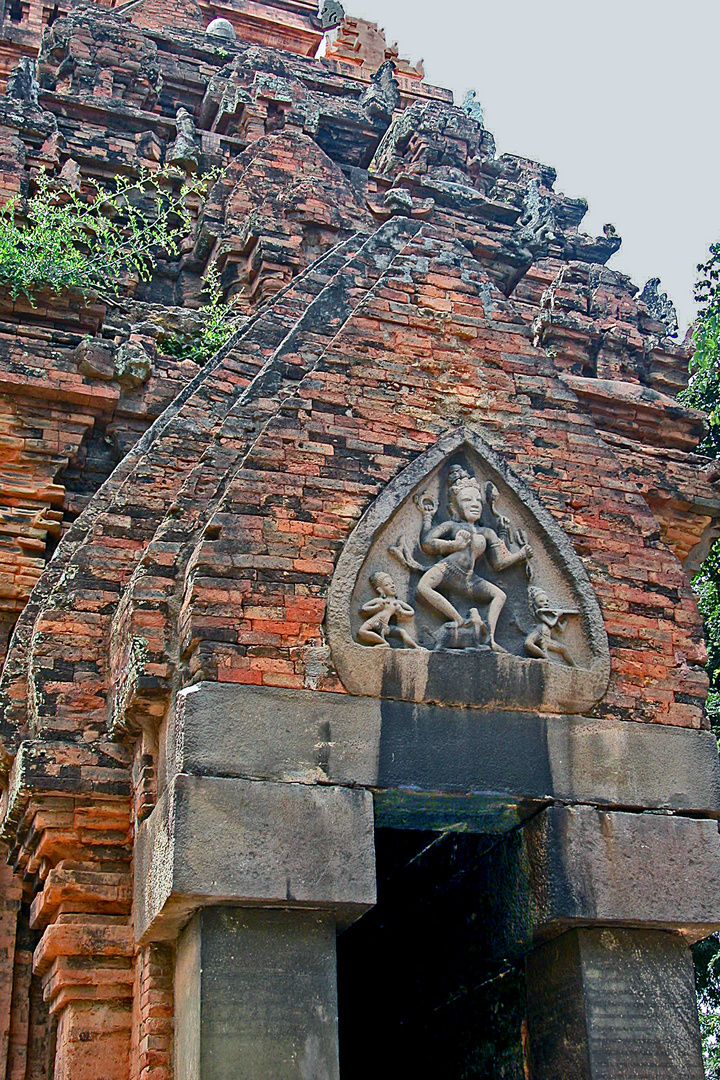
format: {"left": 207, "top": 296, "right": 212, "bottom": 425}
{"left": 327, "top": 428, "right": 610, "bottom": 711}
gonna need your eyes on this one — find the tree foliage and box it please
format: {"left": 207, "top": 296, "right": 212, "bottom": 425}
{"left": 693, "top": 542, "right": 720, "bottom": 730}
{"left": 681, "top": 242, "right": 720, "bottom": 455}
{"left": 696, "top": 932, "right": 720, "bottom": 1080}
{"left": 683, "top": 240, "right": 720, "bottom": 1070}
{"left": 0, "top": 161, "right": 239, "bottom": 365}
{"left": 0, "top": 164, "right": 214, "bottom": 303}
{"left": 680, "top": 243, "right": 720, "bottom": 730}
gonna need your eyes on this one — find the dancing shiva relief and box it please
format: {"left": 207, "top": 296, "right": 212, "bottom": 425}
{"left": 326, "top": 431, "right": 610, "bottom": 710}
{"left": 362, "top": 465, "right": 577, "bottom": 663}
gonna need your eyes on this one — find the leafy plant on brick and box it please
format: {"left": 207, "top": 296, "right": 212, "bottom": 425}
{"left": 162, "top": 262, "right": 242, "bottom": 366}
{"left": 0, "top": 164, "right": 216, "bottom": 304}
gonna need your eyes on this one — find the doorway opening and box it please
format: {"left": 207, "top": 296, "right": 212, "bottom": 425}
{"left": 337, "top": 828, "right": 527, "bottom": 1079}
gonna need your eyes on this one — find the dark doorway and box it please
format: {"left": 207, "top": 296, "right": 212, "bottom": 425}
{"left": 337, "top": 828, "right": 527, "bottom": 1080}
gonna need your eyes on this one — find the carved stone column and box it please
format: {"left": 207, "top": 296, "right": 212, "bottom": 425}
{"left": 483, "top": 804, "right": 720, "bottom": 1080}
{"left": 175, "top": 909, "right": 340, "bottom": 1080}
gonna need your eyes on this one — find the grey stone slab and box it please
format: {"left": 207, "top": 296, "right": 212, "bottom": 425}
{"left": 544, "top": 716, "right": 720, "bottom": 813}
{"left": 163, "top": 683, "right": 720, "bottom": 826}
{"left": 175, "top": 908, "right": 339, "bottom": 1080}
{"left": 486, "top": 805, "right": 720, "bottom": 956}
{"left": 526, "top": 928, "right": 704, "bottom": 1080}
{"left": 135, "top": 774, "right": 376, "bottom": 943}
{"left": 163, "top": 682, "right": 383, "bottom": 793}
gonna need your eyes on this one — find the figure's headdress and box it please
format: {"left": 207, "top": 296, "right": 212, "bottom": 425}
{"left": 369, "top": 570, "right": 394, "bottom": 595}
{"left": 448, "top": 465, "right": 481, "bottom": 500}
{"left": 527, "top": 585, "right": 550, "bottom": 614}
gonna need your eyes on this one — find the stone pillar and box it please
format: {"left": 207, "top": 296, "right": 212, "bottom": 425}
{"left": 483, "top": 804, "right": 720, "bottom": 1080}
{"left": 526, "top": 928, "right": 704, "bottom": 1080}
{"left": 136, "top": 773, "right": 376, "bottom": 1080}
{"left": 175, "top": 909, "right": 339, "bottom": 1080}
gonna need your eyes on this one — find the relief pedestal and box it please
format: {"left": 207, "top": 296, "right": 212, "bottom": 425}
{"left": 327, "top": 429, "right": 611, "bottom": 713}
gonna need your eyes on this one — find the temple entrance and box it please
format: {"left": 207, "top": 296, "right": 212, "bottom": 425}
{"left": 142, "top": 685, "right": 715, "bottom": 1080}
{"left": 337, "top": 828, "right": 526, "bottom": 1080}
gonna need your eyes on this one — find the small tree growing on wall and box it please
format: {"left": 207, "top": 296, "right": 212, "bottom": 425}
{"left": 0, "top": 162, "right": 240, "bottom": 364}
{"left": 0, "top": 164, "right": 215, "bottom": 303}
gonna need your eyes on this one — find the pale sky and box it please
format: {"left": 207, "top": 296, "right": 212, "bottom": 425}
{"left": 351, "top": 0, "right": 720, "bottom": 333}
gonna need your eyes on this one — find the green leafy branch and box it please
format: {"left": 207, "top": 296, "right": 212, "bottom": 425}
{"left": 684, "top": 238, "right": 720, "bottom": 1065}
{"left": 162, "top": 262, "right": 241, "bottom": 366}
{"left": 680, "top": 243, "right": 720, "bottom": 728}
{"left": 0, "top": 164, "right": 217, "bottom": 304}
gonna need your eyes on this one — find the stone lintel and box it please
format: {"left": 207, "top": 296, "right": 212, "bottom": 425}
{"left": 525, "top": 928, "right": 704, "bottom": 1080}
{"left": 162, "top": 683, "right": 720, "bottom": 828}
{"left": 134, "top": 774, "right": 376, "bottom": 944}
{"left": 486, "top": 804, "right": 720, "bottom": 957}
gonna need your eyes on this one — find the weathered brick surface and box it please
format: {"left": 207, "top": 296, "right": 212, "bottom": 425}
{"left": 0, "top": 0, "right": 715, "bottom": 1075}
{"left": 130, "top": 943, "right": 174, "bottom": 1080}
{"left": 0, "top": 0, "right": 443, "bottom": 668}
{"left": 0, "top": 863, "right": 21, "bottom": 1078}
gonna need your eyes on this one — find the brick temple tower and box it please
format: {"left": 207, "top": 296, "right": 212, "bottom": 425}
{"left": 0, "top": 0, "right": 718, "bottom": 1077}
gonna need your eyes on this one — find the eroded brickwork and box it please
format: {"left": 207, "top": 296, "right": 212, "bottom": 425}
{"left": 0, "top": 0, "right": 716, "bottom": 1075}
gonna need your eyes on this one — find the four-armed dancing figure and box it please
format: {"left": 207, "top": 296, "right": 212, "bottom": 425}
{"left": 415, "top": 466, "right": 533, "bottom": 652}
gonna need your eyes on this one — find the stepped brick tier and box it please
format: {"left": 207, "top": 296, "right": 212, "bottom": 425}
{"left": 0, "top": 0, "right": 718, "bottom": 1077}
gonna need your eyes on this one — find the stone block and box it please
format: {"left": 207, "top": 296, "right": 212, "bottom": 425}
{"left": 113, "top": 341, "right": 152, "bottom": 388}
{"left": 134, "top": 774, "right": 376, "bottom": 943}
{"left": 526, "top": 927, "right": 704, "bottom": 1080}
{"left": 74, "top": 337, "right": 116, "bottom": 379}
{"left": 487, "top": 805, "right": 720, "bottom": 957}
{"left": 163, "top": 682, "right": 383, "bottom": 791}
